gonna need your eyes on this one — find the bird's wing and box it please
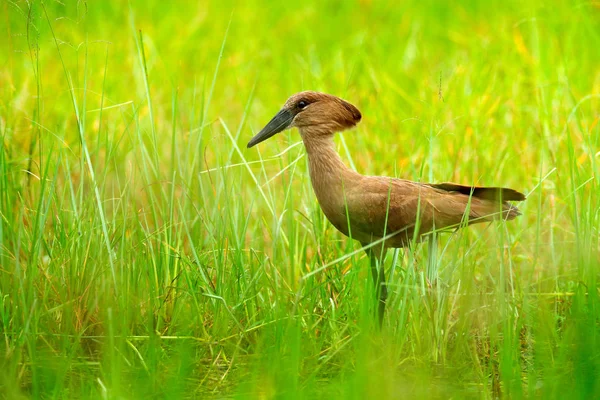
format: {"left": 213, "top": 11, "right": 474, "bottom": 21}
{"left": 427, "top": 182, "right": 526, "bottom": 201}
{"left": 344, "top": 177, "right": 521, "bottom": 240}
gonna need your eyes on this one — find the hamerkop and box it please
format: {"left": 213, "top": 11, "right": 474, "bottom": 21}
{"left": 247, "top": 91, "right": 525, "bottom": 326}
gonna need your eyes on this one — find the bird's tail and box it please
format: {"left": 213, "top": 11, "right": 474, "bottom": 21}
{"left": 430, "top": 183, "right": 526, "bottom": 202}
{"left": 469, "top": 200, "right": 522, "bottom": 222}
{"left": 430, "top": 182, "right": 525, "bottom": 222}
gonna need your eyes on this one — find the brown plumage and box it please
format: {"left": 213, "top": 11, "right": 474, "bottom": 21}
{"left": 248, "top": 91, "right": 525, "bottom": 326}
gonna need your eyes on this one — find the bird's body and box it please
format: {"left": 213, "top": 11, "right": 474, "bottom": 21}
{"left": 304, "top": 133, "right": 522, "bottom": 248}
{"left": 248, "top": 91, "right": 525, "bottom": 325}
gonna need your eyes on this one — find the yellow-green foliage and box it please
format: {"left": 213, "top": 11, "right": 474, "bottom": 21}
{"left": 1, "top": 0, "right": 599, "bottom": 398}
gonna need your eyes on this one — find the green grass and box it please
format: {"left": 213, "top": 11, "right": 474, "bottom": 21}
{"left": 1, "top": 0, "right": 599, "bottom": 398}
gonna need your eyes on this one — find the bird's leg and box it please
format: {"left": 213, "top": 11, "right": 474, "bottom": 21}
{"left": 377, "top": 256, "right": 388, "bottom": 326}
{"left": 426, "top": 233, "right": 438, "bottom": 287}
{"left": 366, "top": 244, "right": 387, "bottom": 327}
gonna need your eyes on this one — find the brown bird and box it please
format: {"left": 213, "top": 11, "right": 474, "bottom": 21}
{"left": 248, "top": 91, "right": 525, "bottom": 326}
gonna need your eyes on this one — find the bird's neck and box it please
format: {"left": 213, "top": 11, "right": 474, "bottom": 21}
{"left": 300, "top": 131, "right": 359, "bottom": 206}
{"left": 303, "top": 134, "right": 348, "bottom": 174}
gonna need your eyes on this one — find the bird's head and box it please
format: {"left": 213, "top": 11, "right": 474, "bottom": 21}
{"left": 247, "top": 91, "right": 362, "bottom": 148}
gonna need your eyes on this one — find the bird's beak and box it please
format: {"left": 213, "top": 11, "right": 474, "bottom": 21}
{"left": 247, "top": 108, "right": 294, "bottom": 148}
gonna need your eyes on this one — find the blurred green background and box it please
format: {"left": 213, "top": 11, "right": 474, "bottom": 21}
{"left": 1, "top": 0, "right": 599, "bottom": 398}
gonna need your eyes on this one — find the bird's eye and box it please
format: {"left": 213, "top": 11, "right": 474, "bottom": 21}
{"left": 298, "top": 100, "right": 308, "bottom": 109}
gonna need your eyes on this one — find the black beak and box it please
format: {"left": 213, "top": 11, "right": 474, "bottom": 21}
{"left": 247, "top": 108, "right": 294, "bottom": 148}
